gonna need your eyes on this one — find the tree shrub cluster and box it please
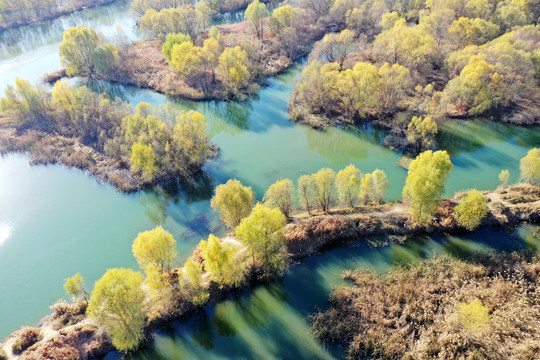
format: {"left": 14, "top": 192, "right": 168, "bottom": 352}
{"left": 0, "top": 80, "right": 215, "bottom": 186}
{"left": 310, "top": 253, "right": 540, "bottom": 360}
{"left": 291, "top": 0, "right": 540, "bottom": 128}
{"left": 128, "top": 0, "right": 333, "bottom": 99}
{"left": 59, "top": 26, "right": 120, "bottom": 78}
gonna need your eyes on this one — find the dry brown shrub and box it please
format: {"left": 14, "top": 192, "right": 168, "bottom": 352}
{"left": 49, "top": 300, "right": 87, "bottom": 330}
{"left": 11, "top": 327, "right": 42, "bottom": 354}
{"left": 500, "top": 184, "right": 540, "bottom": 204}
{"left": 310, "top": 253, "right": 540, "bottom": 360}
{"left": 19, "top": 339, "right": 79, "bottom": 360}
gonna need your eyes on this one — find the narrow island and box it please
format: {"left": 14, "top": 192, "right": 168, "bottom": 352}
{"left": 44, "top": 0, "right": 338, "bottom": 100}
{"left": 0, "top": 80, "right": 217, "bottom": 192}
{"left": 1, "top": 148, "right": 539, "bottom": 359}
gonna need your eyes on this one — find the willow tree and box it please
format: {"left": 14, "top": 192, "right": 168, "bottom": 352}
{"left": 64, "top": 273, "right": 88, "bottom": 301}
{"left": 359, "top": 173, "right": 374, "bottom": 205}
{"left": 162, "top": 33, "right": 192, "bottom": 62}
{"left": 245, "top": 0, "right": 268, "bottom": 40}
{"left": 311, "top": 168, "right": 337, "bottom": 212}
{"left": 336, "top": 164, "right": 361, "bottom": 207}
{"left": 372, "top": 169, "right": 388, "bottom": 204}
{"left": 211, "top": 179, "right": 255, "bottom": 229}
{"left": 320, "top": 29, "right": 356, "bottom": 69}
{"left": 406, "top": 116, "right": 438, "bottom": 152}
{"left": 200, "top": 234, "right": 245, "bottom": 287}
{"left": 499, "top": 169, "right": 510, "bottom": 188}
{"left": 59, "top": 26, "right": 101, "bottom": 77}
{"left": 270, "top": 5, "right": 296, "bottom": 35}
{"left": 132, "top": 226, "right": 177, "bottom": 272}
{"left": 179, "top": 258, "right": 209, "bottom": 306}
{"left": 520, "top": 148, "right": 540, "bottom": 185}
{"left": 59, "top": 26, "right": 117, "bottom": 78}
{"left": 87, "top": 268, "right": 146, "bottom": 352}
{"left": 130, "top": 143, "right": 157, "bottom": 181}
{"left": 298, "top": 175, "right": 314, "bottom": 214}
{"left": 403, "top": 150, "right": 453, "bottom": 224}
{"left": 235, "top": 203, "right": 287, "bottom": 275}
{"left": 218, "top": 46, "right": 251, "bottom": 95}
{"left": 454, "top": 189, "right": 489, "bottom": 231}
{"left": 263, "top": 178, "right": 295, "bottom": 218}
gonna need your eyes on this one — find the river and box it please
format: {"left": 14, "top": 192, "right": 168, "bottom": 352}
{"left": 0, "top": 1, "right": 538, "bottom": 358}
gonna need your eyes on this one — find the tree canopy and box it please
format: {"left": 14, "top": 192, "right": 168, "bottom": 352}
{"left": 403, "top": 150, "right": 453, "bottom": 224}
{"left": 87, "top": 268, "right": 146, "bottom": 352}
{"left": 454, "top": 189, "right": 489, "bottom": 230}
{"left": 132, "top": 226, "right": 177, "bottom": 272}
{"left": 211, "top": 179, "right": 256, "bottom": 229}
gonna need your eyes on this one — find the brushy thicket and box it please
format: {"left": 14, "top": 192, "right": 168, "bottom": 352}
{"left": 11, "top": 327, "right": 42, "bottom": 354}
{"left": 310, "top": 253, "right": 540, "bottom": 360}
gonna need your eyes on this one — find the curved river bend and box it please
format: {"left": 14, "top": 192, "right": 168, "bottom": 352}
{"left": 0, "top": 1, "right": 539, "bottom": 359}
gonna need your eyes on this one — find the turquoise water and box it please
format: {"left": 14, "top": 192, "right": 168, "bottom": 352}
{"left": 0, "top": 2, "right": 538, "bottom": 358}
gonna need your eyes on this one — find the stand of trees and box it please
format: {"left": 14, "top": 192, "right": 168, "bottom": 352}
{"left": 0, "top": 79, "right": 215, "bottom": 187}
{"left": 290, "top": 0, "right": 540, "bottom": 134}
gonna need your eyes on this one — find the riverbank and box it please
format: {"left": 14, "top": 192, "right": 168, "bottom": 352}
{"left": 0, "top": 0, "right": 119, "bottom": 34}
{"left": 1, "top": 184, "right": 538, "bottom": 359}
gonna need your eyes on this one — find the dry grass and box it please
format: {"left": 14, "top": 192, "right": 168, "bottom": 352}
{"left": 500, "top": 184, "right": 540, "bottom": 204}
{"left": 310, "top": 253, "right": 540, "bottom": 360}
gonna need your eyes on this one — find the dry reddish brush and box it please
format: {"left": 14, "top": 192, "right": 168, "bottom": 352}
{"left": 310, "top": 253, "right": 540, "bottom": 360}
{"left": 21, "top": 323, "right": 111, "bottom": 360}
{"left": 11, "top": 327, "right": 42, "bottom": 354}
{"left": 49, "top": 300, "right": 88, "bottom": 330}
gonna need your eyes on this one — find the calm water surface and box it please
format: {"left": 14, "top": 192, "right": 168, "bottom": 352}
{"left": 0, "top": 3, "right": 539, "bottom": 359}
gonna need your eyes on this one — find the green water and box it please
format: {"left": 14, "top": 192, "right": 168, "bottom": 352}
{"left": 0, "top": 2, "right": 539, "bottom": 358}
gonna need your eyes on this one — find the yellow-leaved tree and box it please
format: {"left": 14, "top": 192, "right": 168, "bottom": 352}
{"left": 245, "top": 0, "right": 268, "bottom": 40}
{"left": 132, "top": 226, "right": 178, "bottom": 272}
{"left": 406, "top": 116, "right": 438, "bottom": 152}
{"left": 403, "top": 150, "right": 453, "bottom": 224}
{"left": 179, "top": 258, "right": 209, "bottom": 306}
{"left": 311, "top": 168, "right": 337, "bottom": 212}
{"left": 454, "top": 189, "right": 489, "bottom": 230}
{"left": 200, "top": 234, "right": 245, "bottom": 287}
{"left": 211, "top": 179, "right": 255, "bottom": 229}
{"left": 235, "top": 204, "right": 287, "bottom": 276}
{"left": 520, "top": 148, "right": 540, "bottom": 185}
{"left": 263, "top": 178, "right": 295, "bottom": 218}
{"left": 87, "top": 268, "right": 146, "bottom": 352}
{"left": 218, "top": 46, "right": 251, "bottom": 96}
{"left": 335, "top": 164, "right": 361, "bottom": 207}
